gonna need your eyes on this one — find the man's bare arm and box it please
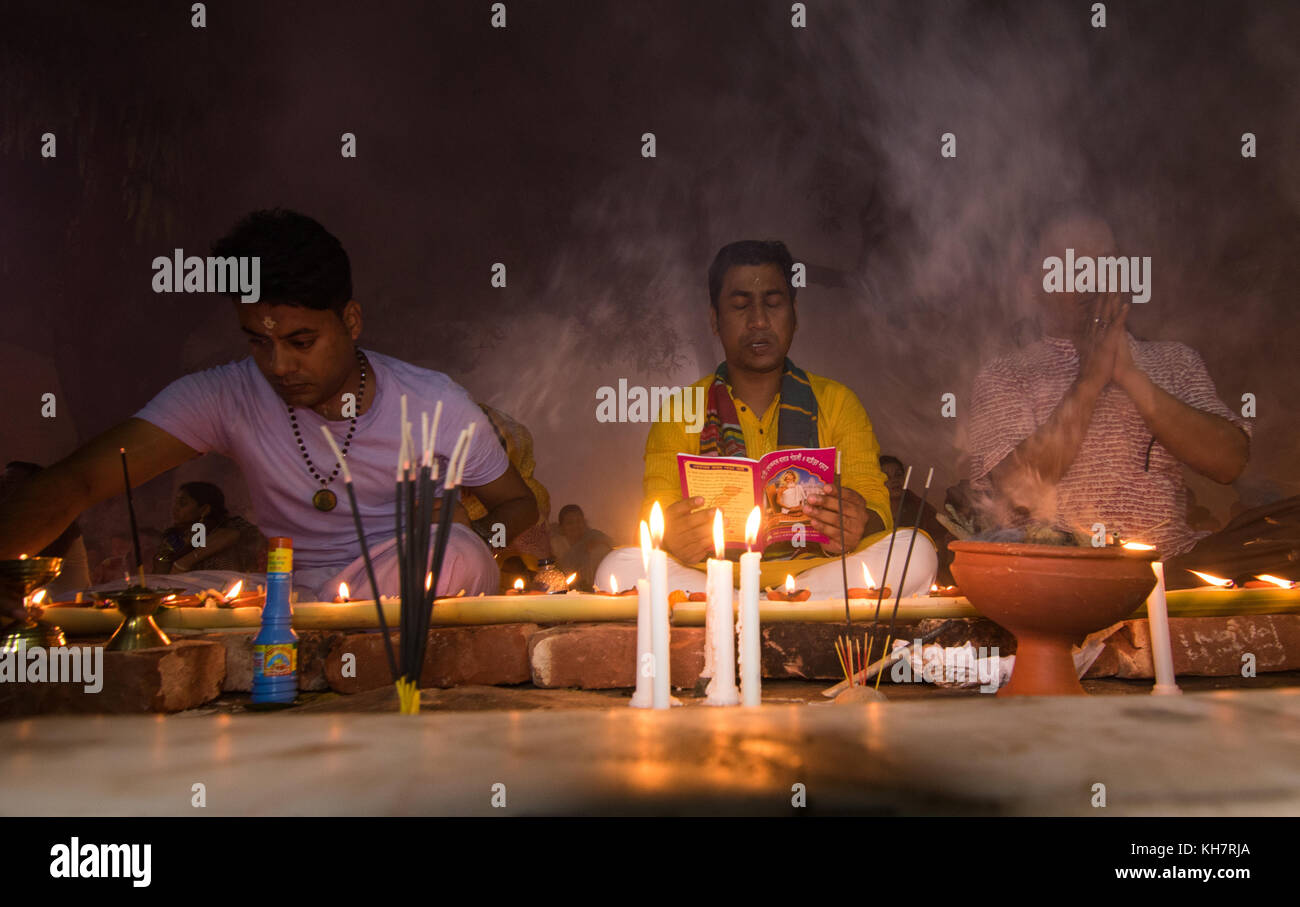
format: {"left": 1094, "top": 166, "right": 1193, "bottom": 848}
{"left": 1116, "top": 369, "right": 1249, "bottom": 484}
{"left": 465, "top": 463, "right": 539, "bottom": 543}
{"left": 0, "top": 418, "right": 200, "bottom": 559}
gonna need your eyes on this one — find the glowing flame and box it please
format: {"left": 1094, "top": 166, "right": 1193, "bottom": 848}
{"left": 1189, "top": 571, "right": 1233, "bottom": 588}
{"left": 31, "top": 589, "right": 46, "bottom": 605}
{"left": 785, "top": 574, "right": 795, "bottom": 594}
{"left": 425, "top": 572, "right": 433, "bottom": 592}
{"left": 649, "top": 501, "right": 664, "bottom": 548}
{"left": 18, "top": 554, "right": 27, "bottom": 560}
{"left": 931, "top": 583, "right": 939, "bottom": 592}
{"left": 513, "top": 577, "right": 525, "bottom": 591}
{"left": 225, "top": 580, "right": 244, "bottom": 602}
{"left": 744, "top": 506, "right": 761, "bottom": 551}
{"left": 862, "top": 563, "right": 875, "bottom": 590}
{"left": 565, "top": 572, "right": 577, "bottom": 586}
{"left": 713, "top": 509, "right": 725, "bottom": 560}
{"left": 1123, "top": 541, "right": 1157, "bottom": 551}
{"left": 609, "top": 574, "right": 620, "bottom": 595}
{"left": 1256, "top": 574, "right": 1297, "bottom": 589}
{"left": 639, "top": 520, "right": 651, "bottom": 573}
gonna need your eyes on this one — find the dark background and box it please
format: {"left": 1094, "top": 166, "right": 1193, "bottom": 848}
{"left": 2, "top": 0, "right": 1296, "bottom": 566}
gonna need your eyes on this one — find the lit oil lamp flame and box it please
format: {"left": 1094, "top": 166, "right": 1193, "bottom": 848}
{"left": 1189, "top": 570, "right": 1233, "bottom": 588}
{"left": 1256, "top": 574, "right": 1297, "bottom": 590}
{"left": 514, "top": 577, "right": 525, "bottom": 592}
{"left": 31, "top": 589, "right": 46, "bottom": 606}
{"left": 565, "top": 572, "right": 577, "bottom": 587}
{"left": 649, "top": 501, "right": 665, "bottom": 549}
{"left": 224, "top": 580, "right": 244, "bottom": 602}
{"left": 609, "top": 574, "right": 620, "bottom": 595}
{"left": 713, "top": 509, "right": 725, "bottom": 560}
{"left": 334, "top": 581, "right": 348, "bottom": 603}
{"left": 745, "top": 506, "right": 761, "bottom": 552}
{"left": 785, "top": 574, "right": 795, "bottom": 595}
{"left": 639, "top": 520, "right": 651, "bottom": 573}
{"left": 862, "top": 563, "right": 876, "bottom": 590}
{"left": 18, "top": 554, "right": 28, "bottom": 560}
{"left": 931, "top": 583, "right": 939, "bottom": 593}
{"left": 1123, "top": 541, "right": 1157, "bottom": 551}
{"left": 425, "top": 572, "right": 433, "bottom": 592}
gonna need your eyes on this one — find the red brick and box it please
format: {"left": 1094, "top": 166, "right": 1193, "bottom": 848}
{"left": 197, "top": 630, "right": 339, "bottom": 692}
{"left": 529, "top": 624, "right": 704, "bottom": 690}
{"left": 325, "top": 623, "right": 538, "bottom": 693}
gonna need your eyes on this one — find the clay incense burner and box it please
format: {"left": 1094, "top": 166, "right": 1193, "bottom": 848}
{"left": 949, "top": 540, "right": 1157, "bottom": 696}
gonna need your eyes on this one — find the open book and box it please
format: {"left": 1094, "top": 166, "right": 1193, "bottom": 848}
{"left": 676, "top": 447, "right": 837, "bottom": 553}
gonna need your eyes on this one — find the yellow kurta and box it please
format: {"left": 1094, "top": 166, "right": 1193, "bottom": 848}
{"left": 642, "top": 370, "right": 893, "bottom": 588}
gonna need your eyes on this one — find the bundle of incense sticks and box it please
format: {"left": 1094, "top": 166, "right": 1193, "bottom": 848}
{"left": 875, "top": 466, "right": 934, "bottom": 692}
{"left": 324, "top": 396, "right": 475, "bottom": 714}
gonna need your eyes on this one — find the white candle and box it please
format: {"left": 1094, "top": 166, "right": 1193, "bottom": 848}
{"left": 1147, "top": 561, "right": 1182, "bottom": 695}
{"left": 648, "top": 503, "right": 671, "bottom": 709}
{"left": 705, "top": 509, "right": 739, "bottom": 706}
{"left": 738, "top": 506, "right": 763, "bottom": 707}
{"left": 630, "top": 577, "right": 653, "bottom": 708}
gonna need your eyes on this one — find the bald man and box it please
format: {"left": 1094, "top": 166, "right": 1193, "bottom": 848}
{"left": 967, "top": 213, "right": 1250, "bottom": 586}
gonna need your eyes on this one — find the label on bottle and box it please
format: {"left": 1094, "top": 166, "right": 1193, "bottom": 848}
{"left": 253, "top": 643, "right": 298, "bottom": 677}
{"left": 267, "top": 547, "right": 293, "bottom": 574}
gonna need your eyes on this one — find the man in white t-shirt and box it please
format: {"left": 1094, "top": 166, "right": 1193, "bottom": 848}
{"left": 0, "top": 209, "right": 538, "bottom": 602}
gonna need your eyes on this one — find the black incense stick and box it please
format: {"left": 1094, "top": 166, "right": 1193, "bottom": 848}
{"left": 320, "top": 426, "right": 399, "bottom": 683}
{"left": 869, "top": 465, "right": 912, "bottom": 645}
{"left": 118, "top": 448, "right": 145, "bottom": 585}
{"left": 883, "top": 467, "right": 934, "bottom": 647}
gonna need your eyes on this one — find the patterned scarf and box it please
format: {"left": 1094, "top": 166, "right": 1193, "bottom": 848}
{"left": 699, "top": 359, "right": 818, "bottom": 457}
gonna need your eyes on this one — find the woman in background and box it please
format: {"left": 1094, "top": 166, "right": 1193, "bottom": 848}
{"left": 154, "top": 482, "right": 265, "bottom": 574}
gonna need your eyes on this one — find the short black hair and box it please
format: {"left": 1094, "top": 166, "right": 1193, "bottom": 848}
{"left": 879, "top": 455, "right": 904, "bottom": 470}
{"left": 557, "top": 504, "right": 584, "bottom": 522}
{"left": 211, "top": 208, "right": 352, "bottom": 312}
{"left": 179, "top": 481, "right": 229, "bottom": 524}
{"left": 708, "top": 240, "right": 796, "bottom": 308}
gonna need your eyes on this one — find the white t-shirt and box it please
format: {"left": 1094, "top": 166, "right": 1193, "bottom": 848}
{"left": 135, "top": 350, "right": 508, "bottom": 573}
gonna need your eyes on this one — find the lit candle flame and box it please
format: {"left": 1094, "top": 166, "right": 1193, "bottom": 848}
{"left": 1189, "top": 570, "right": 1233, "bottom": 588}
{"left": 639, "top": 520, "right": 651, "bottom": 573}
{"left": 785, "top": 574, "right": 795, "bottom": 594}
{"left": 1256, "top": 574, "right": 1297, "bottom": 590}
{"left": 713, "top": 509, "right": 725, "bottom": 560}
{"left": 1123, "top": 541, "right": 1157, "bottom": 551}
{"left": 514, "top": 577, "right": 525, "bottom": 591}
{"left": 31, "top": 589, "right": 46, "bottom": 605}
{"left": 334, "top": 581, "right": 347, "bottom": 602}
{"left": 225, "top": 580, "right": 244, "bottom": 602}
{"left": 744, "top": 506, "right": 761, "bottom": 552}
{"left": 862, "top": 563, "right": 875, "bottom": 590}
{"left": 425, "top": 572, "right": 433, "bottom": 592}
{"left": 649, "top": 501, "right": 664, "bottom": 548}
{"left": 609, "top": 574, "right": 620, "bottom": 595}
{"left": 565, "top": 572, "right": 577, "bottom": 586}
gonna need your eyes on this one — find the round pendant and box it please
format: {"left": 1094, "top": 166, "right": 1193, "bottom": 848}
{"left": 312, "top": 488, "right": 338, "bottom": 512}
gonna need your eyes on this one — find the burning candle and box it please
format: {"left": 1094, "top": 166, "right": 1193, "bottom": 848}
{"left": 630, "top": 524, "right": 653, "bottom": 709}
{"left": 738, "top": 506, "right": 762, "bottom": 707}
{"left": 1146, "top": 561, "right": 1181, "bottom": 695}
{"left": 1255, "top": 574, "right": 1298, "bottom": 590}
{"left": 705, "top": 509, "right": 739, "bottom": 706}
{"left": 335, "top": 581, "right": 350, "bottom": 603}
{"left": 648, "top": 503, "right": 671, "bottom": 708}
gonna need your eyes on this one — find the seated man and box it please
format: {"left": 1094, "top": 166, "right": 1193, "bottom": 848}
{"left": 552, "top": 505, "right": 614, "bottom": 592}
{"left": 599, "top": 240, "right": 937, "bottom": 597}
{"left": 968, "top": 212, "right": 1251, "bottom": 588}
{"left": 0, "top": 209, "right": 538, "bottom": 603}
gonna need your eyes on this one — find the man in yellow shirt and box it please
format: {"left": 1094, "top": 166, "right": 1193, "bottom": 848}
{"left": 598, "top": 240, "right": 936, "bottom": 597}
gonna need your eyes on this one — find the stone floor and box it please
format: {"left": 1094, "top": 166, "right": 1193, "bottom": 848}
{"left": 2, "top": 675, "right": 1298, "bottom": 816}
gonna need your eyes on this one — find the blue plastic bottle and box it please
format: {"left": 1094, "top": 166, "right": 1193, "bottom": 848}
{"left": 252, "top": 536, "right": 298, "bottom": 705}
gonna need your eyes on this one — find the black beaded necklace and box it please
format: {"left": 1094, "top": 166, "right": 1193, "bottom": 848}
{"left": 289, "top": 348, "right": 367, "bottom": 512}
